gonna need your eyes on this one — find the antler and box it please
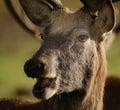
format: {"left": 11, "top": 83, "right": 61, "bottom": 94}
{"left": 112, "top": 0, "right": 120, "bottom": 2}
{"left": 47, "top": 0, "right": 63, "bottom": 9}
{"left": 80, "top": 0, "right": 107, "bottom": 17}
{"left": 80, "top": 0, "right": 120, "bottom": 18}
{"left": 19, "top": 0, "right": 65, "bottom": 34}
{"left": 5, "top": 0, "right": 64, "bottom": 37}
{"left": 5, "top": 0, "right": 41, "bottom": 37}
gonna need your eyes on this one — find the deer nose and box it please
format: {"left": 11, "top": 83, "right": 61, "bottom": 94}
{"left": 24, "top": 59, "right": 45, "bottom": 78}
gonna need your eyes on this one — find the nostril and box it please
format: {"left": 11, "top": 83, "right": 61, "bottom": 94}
{"left": 24, "top": 60, "right": 45, "bottom": 78}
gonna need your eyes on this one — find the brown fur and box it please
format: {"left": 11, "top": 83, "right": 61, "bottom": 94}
{"left": 0, "top": 0, "right": 119, "bottom": 110}
{"left": 0, "top": 76, "right": 120, "bottom": 110}
{"left": 104, "top": 76, "right": 120, "bottom": 110}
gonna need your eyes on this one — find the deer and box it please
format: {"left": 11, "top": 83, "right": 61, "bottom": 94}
{"left": 0, "top": 0, "right": 120, "bottom": 110}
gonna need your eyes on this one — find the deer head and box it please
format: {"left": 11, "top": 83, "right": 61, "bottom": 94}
{"left": 14, "top": 0, "right": 116, "bottom": 103}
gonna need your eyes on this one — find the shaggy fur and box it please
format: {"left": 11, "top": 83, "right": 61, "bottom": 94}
{"left": 1, "top": 0, "right": 119, "bottom": 110}
{"left": 0, "top": 76, "right": 120, "bottom": 110}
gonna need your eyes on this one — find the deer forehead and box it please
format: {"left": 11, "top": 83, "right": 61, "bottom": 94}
{"left": 47, "top": 10, "right": 92, "bottom": 36}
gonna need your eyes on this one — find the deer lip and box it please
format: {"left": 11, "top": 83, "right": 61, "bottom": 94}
{"left": 32, "top": 77, "right": 56, "bottom": 98}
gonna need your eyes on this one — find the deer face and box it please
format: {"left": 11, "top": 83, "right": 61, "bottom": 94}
{"left": 27, "top": 11, "right": 96, "bottom": 99}
{"left": 20, "top": 0, "right": 115, "bottom": 99}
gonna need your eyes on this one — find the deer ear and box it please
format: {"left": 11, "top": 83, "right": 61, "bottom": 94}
{"left": 93, "top": 0, "right": 116, "bottom": 41}
{"left": 95, "top": 0, "right": 115, "bottom": 33}
{"left": 19, "top": 0, "right": 52, "bottom": 27}
{"left": 81, "top": 0, "right": 115, "bottom": 41}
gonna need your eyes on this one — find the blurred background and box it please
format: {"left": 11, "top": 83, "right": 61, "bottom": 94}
{"left": 0, "top": 0, "right": 120, "bottom": 100}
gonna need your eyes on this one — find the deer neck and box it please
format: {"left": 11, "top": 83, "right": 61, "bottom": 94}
{"left": 80, "top": 45, "right": 107, "bottom": 110}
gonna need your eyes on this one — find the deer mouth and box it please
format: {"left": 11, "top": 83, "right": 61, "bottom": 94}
{"left": 32, "top": 77, "right": 57, "bottom": 99}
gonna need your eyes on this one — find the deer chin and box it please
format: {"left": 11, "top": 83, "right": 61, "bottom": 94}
{"left": 32, "top": 77, "right": 58, "bottom": 99}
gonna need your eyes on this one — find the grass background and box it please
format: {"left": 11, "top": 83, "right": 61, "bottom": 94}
{"left": 0, "top": 0, "right": 120, "bottom": 100}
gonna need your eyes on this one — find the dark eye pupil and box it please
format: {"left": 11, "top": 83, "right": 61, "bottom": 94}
{"left": 40, "top": 34, "right": 44, "bottom": 40}
{"left": 78, "top": 35, "right": 88, "bottom": 42}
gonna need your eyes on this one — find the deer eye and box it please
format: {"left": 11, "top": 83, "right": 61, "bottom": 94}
{"left": 78, "top": 35, "right": 88, "bottom": 42}
{"left": 40, "top": 34, "right": 45, "bottom": 40}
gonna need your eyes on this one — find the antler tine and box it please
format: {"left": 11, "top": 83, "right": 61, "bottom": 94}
{"left": 80, "top": 0, "right": 109, "bottom": 18}
{"left": 80, "top": 0, "right": 119, "bottom": 18}
{"left": 112, "top": 0, "right": 120, "bottom": 2}
{"left": 80, "top": 0, "right": 107, "bottom": 14}
{"left": 47, "top": 0, "right": 64, "bottom": 9}
{"left": 80, "top": 0, "right": 120, "bottom": 11}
